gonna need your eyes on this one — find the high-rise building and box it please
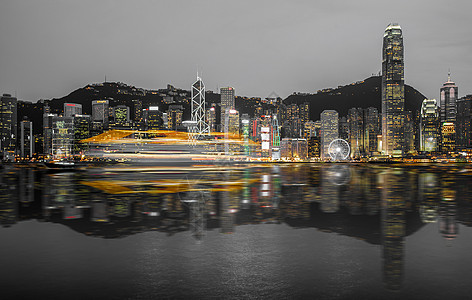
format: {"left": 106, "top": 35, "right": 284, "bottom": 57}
{"left": 52, "top": 116, "right": 74, "bottom": 158}
{"left": 73, "top": 114, "right": 91, "bottom": 154}
{"left": 225, "top": 109, "right": 240, "bottom": 134}
{"left": 456, "top": 95, "right": 472, "bottom": 149}
{"left": 63, "top": 103, "right": 82, "bottom": 117}
{"left": 144, "top": 106, "right": 164, "bottom": 130}
{"left": 132, "top": 99, "right": 143, "bottom": 123}
{"left": 420, "top": 99, "right": 440, "bottom": 152}
{"left": 206, "top": 105, "right": 217, "bottom": 132}
{"left": 220, "top": 87, "right": 235, "bottom": 127}
{"left": 113, "top": 105, "right": 130, "bottom": 126}
{"left": 338, "top": 116, "right": 349, "bottom": 141}
{"left": 440, "top": 72, "right": 458, "bottom": 123}
{"left": 92, "top": 100, "right": 109, "bottom": 129}
{"left": 364, "top": 107, "right": 380, "bottom": 155}
{"left": 441, "top": 122, "right": 456, "bottom": 153}
{"left": 300, "top": 102, "right": 310, "bottom": 123}
{"left": 348, "top": 107, "right": 364, "bottom": 158}
{"left": 403, "top": 110, "right": 415, "bottom": 155}
{"left": 320, "top": 110, "right": 339, "bottom": 160}
{"left": 0, "top": 94, "right": 18, "bottom": 157}
{"left": 382, "top": 23, "right": 405, "bottom": 157}
{"left": 43, "top": 113, "right": 56, "bottom": 155}
{"left": 166, "top": 105, "right": 183, "bottom": 130}
{"left": 20, "top": 120, "right": 33, "bottom": 159}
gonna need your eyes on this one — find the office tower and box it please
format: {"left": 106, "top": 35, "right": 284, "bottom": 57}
{"left": 144, "top": 106, "right": 163, "bottom": 130}
{"left": 364, "top": 107, "right": 380, "bottom": 155}
{"left": 63, "top": 103, "right": 82, "bottom": 117}
{"left": 166, "top": 105, "right": 183, "bottom": 130}
{"left": 441, "top": 122, "right": 455, "bottom": 152}
{"left": 0, "top": 94, "right": 18, "bottom": 157}
{"left": 338, "top": 116, "right": 349, "bottom": 141}
{"left": 420, "top": 99, "right": 440, "bottom": 152}
{"left": 113, "top": 105, "right": 130, "bottom": 125}
{"left": 43, "top": 113, "right": 56, "bottom": 155}
{"left": 191, "top": 75, "right": 209, "bottom": 135}
{"left": 20, "top": 120, "right": 33, "bottom": 159}
{"left": 308, "top": 136, "right": 321, "bottom": 158}
{"left": 73, "top": 114, "right": 91, "bottom": 154}
{"left": 132, "top": 99, "right": 143, "bottom": 123}
{"left": 206, "top": 105, "right": 217, "bottom": 132}
{"left": 300, "top": 102, "right": 310, "bottom": 123}
{"left": 440, "top": 72, "right": 458, "bottom": 123}
{"left": 52, "top": 116, "right": 74, "bottom": 158}
{"left": 92, "top": 100, "right": 109, "bottom": 129}
{"left": 320, "top": 110, "right": 339, "bottom": 160}
{"left": 382, "top": 23, "right": 405, "bottom": 157}
{"left": 348, "top": 107, "right": 364, "bottom": 158}
{"left": 220, "top": 87, "right": 235, "bottom": 127}
{"left": 304, "top": 121, "right": 316, "bottom": 139}
{"left": 225, "top": 109, "right": 240, "bottom": 134}
{"left": 456, "top": 95, "right": 472, "bottom": 149}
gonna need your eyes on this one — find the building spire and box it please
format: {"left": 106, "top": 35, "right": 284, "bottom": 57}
{"left": 448, "top": 69, "right": 451, "bottom": 82}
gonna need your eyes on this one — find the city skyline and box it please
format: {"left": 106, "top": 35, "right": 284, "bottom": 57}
{"left": 1, "top": 1, "right": 472, "bottom": 101}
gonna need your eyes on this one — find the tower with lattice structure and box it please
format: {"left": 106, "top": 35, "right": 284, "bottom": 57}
{"left": 191, "top": 74, "right": 209, "bottom": 137}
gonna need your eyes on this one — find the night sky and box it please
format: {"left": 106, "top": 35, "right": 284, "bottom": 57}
{"left": 1, "top": 0, "right": 471, "bottom": 101}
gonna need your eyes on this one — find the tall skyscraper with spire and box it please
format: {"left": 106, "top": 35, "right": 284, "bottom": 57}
{"left": 440, "top": 71, "right": 458, "bottom": 123}
{"left": 382, "top": 23, "right": 405, "bottom": 157}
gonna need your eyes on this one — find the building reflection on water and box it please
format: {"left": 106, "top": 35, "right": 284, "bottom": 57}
{"left": 1, "top": 163, "right": 472, "bottom": 291}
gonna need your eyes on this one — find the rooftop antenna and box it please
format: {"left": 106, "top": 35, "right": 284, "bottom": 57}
{"left": 448, "top": 68, "right": 451, "bottom": 81}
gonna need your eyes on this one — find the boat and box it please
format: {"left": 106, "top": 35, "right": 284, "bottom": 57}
{"left": 43, "top": 160, "right": 81, "bottom": 171}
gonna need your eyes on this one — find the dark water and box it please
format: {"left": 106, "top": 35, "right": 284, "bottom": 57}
{"left": 1, "top": 163, "right": 472, "bottom": 299}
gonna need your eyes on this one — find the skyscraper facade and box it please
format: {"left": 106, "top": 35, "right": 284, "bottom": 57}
{"left": 20, "top": 120, "right": 33, "bottom": 159}
{"left": 348, "top": 107, "right": 364, "bottom": 158}
{"left": 364, "top": 107, "right": 380, "bottom": 155}
{"left": 220, "top": 87, "right": 235, "bottom": 128}
{"left": 320, "top": 110, "right": 338, "bottom": 160}
{"left": 456, "top": 95, "right": 472, "bottom": 149}
{"left": 92, "top": 100, "right": 110, "bottom": 129}
{"left": 0, "top": 94, "right": 18, "bottom": 156}
{"left": 64, "top": 103, "right": 82, "bottom": 117}
{"left": 440, "top": 73, "right": 458, "bottom": 123}
{"left": 420, "top": 99, "right": 440, "bottom": 152}
{"left": 382, "top": 23, "right": 405, "bottom": 157}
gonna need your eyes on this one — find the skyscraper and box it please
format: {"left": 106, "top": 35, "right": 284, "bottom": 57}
{"left": 364, "top": 107, "right": 380, "bottom": 155}
{"left": 420, "top": 99, "right": 440, "bottom": 152}
{"left": 320, "top": 110, "right": 338, "bottom": 160}
{"left": 456, "top": 95, "right": 472, "bottom": 149}
{"left": 64, "top": 103, "right": 82, "bottom": 117}
{"left": 382, "top": 23, "right": 405, "bottom": 157}
{"left": 440, "top": 72, "right": 458, "bottom": 123}
{"left": 20, "top": 120, "right": 33, "bottom": 159}
{"left": 0, "top": 94, "right": 18, "bottom": 157}
{"left": 220, "top": 87, "right": 235, "bottom": 129}
{"left": 92, "top": 100, "right": 109, "bottom": 130}
{"left": 348, "top": 107, "right": 364, "bottom": 158}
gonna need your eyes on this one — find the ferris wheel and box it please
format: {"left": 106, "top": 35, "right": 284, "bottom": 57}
{"left": 328, "top": 138, "right": 350, "bottom": 161}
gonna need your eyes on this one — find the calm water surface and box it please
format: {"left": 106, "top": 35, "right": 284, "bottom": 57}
{"left": 1, "top": 163, "right": 472, "bottom": 299}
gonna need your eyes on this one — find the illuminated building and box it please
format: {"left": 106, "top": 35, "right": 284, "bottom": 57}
{"left": 220, "top": 87, "right": 235, "bottom": 127}
{"left": 338, "top": 116, "right": 349, "bottom": 141}
{"left": 308, "top": 136, "right": 320, "bottom": 158}
{"left": 441, "top": 122, "right": 455, "bottom": 152}
{"left": 132, "top": 99, "right": 143, "bottom": 123}
{"left": 320, "top": 110, "right": 338, "bottom": 160}
{"left": 364, "top": 107, "right": 380, "bottom": 155}
{"left": 43, "top": 113, "right": 56, "bottom": 155}
{"left": 456, "top": 95, "right": 472, "bottom": 149}
{"left": 300, "top": 102, "right": 310, "bottom": 123}
{"left": 225, "top": 109, "right": 239, "bottom": 134}
{"left": 304, "top": 121, "right": 316, "bottom": 139}
{"left": 64, "top": 103, "right": 82, "bottom": 117}
{"left": 241, "top": 114, "right": 250, "bottom": 155}
{"left": 113, "top": 105, "right": 130, "bottom": 123}
{"left": 191, "top": 75, "right": 209, "bottom": 135}
{"left": 92, "top": 100, "right": 110, "bottom": 130}
{"left": 0, "top": 93, "right": 17, "bottom": 157}
{"left": 206, "top": 105, "right": 217, "bottom": 132}
{"left": 420, "top": 99, "right": 440, "bottom": 152}
{"left": 166, "top": 105, "right": 183, "bottom": 130}
{"left": 144, "top": 106, "right": 164, "bottom": 130}
{"left": 73, "top": 114, "right": 91, "bottom": 154}
{"left": 382, "top": 23, "right": 405, "bottom": 157}
{"left": 440, "top": 72, "right": 458, "bottom": 123}
{"left": 20, "top": 120, "right": 33, "bottom": 159}
{"left": 52, "top": 116, "right": 74, "bottom": 158}
{"left": 348, "top": 107, "right": 364, "bottom": 158}
{"left": 280, "top": 138, "right": 307, "bottom": 160}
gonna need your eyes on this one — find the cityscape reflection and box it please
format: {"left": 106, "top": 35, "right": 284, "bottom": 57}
{"left": 1, "top": 163, "right": 472, "bottom": 297}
